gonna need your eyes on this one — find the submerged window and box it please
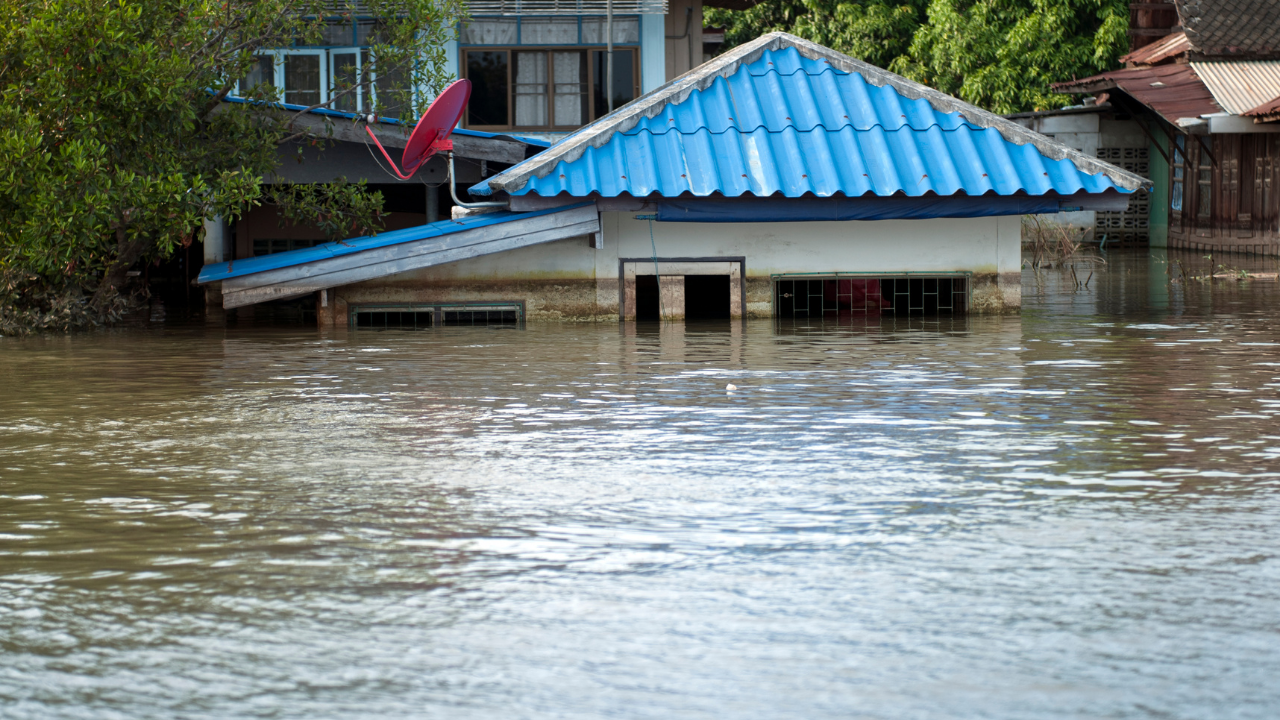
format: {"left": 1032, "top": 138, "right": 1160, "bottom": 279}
{"left": 774, "top": 275, "right": 968, "bottom": 318}
{"left": 351, "top": 303, "right": 523, "bottom": 329}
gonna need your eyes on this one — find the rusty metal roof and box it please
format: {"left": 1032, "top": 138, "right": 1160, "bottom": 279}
{"left": 1053, "top": 64, "right": 1220, "bottom": 124}
{"left": 1121, "top": 31, "right": 1191, "bottom": 66}
{"left": 1190, "top": 60, "right": 1280, "bottom": 113}
{"left": 1243, "top": 94, "right": 1280, "bottom": 121}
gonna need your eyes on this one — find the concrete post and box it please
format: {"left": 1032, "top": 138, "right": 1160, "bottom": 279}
{"left": 202, "top": 216, "right": 227, "bottom": 322}
{"left": 202, "top": 216, "right": 226, "bottom": 264}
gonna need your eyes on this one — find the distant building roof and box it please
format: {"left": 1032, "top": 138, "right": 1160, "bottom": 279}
{"left": 1190, "top": 60, "right": 1280, "bottom": 113}
{"left": 1244, "top": 93, "right": 1280, "bottom": 121}
{"left": 1121, "top": 31, "right": 1191, "bottom": 66}
{"left": 1052, "top": 64, "right": 1221, "bottom": 124}
{"left": 1179, "top": 0, "right": 1280, "bottom": 58}
{"left": 471, "top": 32, "right": 1146, "bottom": 201}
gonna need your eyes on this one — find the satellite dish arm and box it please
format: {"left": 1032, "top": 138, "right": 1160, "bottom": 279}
{"left": 448, "top": 152, "right": 508, "bottom": 209}
{"left": 364, "top": 126, "right": 414, "bottom": 180}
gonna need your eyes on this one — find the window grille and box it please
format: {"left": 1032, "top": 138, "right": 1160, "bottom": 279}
{"left": 350, "top": 303, "right": 523, "bottom": 329}
{"left": 773, "top": 274, "right": 969, "bottom": 318}
{"left": 467, "top": 0, "right": 667, "bottom": 15}
{"left": 1095, "top": 147, "right": 1150, "bottom": 248}
{"left": 461, "top": 16, "right": 641, "bottom": 46}
{"left": 319, "top": 0, "right": 667, "bottom": 13}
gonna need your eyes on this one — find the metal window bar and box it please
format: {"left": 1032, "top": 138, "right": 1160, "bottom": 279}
{"left": 772, "top": 274, "right": 969, "bottom": 318}
{"left": 351, "top": 303, "right": 523, "bottom": 329}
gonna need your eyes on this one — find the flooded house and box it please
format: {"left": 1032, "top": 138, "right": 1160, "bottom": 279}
{"left": 1043, "top": 0, "right": 1280, "bottom": 256}
{"left": 199, "top": 32, "right": 1148, "bottom": 326}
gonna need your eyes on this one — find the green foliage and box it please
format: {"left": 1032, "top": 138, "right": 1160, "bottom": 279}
{"left": 707, "top": 0, "right": 926, "bottom": 70}
{"left": 895, "top": 0, "right": 1128, "bottom": 114}
{"left": 706, "top": 0, "right": 1128, "bottom": 114}
{"left": 0, "top": 0, "right": 463, "bottom": 332}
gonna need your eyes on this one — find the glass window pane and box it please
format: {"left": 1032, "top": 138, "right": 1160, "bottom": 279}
{"left": 466, "top": 51, "right": 509, "bottom": 126}
{"left": 553, "top": 51, "right": 586, "bottom": 127}
{"left": 238, "top": 55, "right": 274, "bottom": 96}
{"left": 374, "top": 60, "right": 411, "bottom": 120}
{"left": 284, "top": 54, "right": 321, "bottom": 107}
{"left": 321, "top": 23, "right": 354, "bottom": 46}
{"left": 461, "top": 18, "right": 518, "bottom": 45}
{"left": 358, "top": 20, "right": 391, "bottom": 46}
{"left": 592, "top": 49, "right": 635, "bottom": 118}
{"left": 522, "top": 17, "right": 579, "bottom": 44}
{"left": 331, "top": 52, "right": 359, "bottom": 112}
{"left": 515, "top": 51, "right": 548, "bottom": 127}
{"left": 582, "top": 17, "right": 640, "bottom": 44}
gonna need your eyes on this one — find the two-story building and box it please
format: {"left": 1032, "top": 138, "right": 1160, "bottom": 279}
{"left": 207, "top": 0, "right": 709, "bottom": 321}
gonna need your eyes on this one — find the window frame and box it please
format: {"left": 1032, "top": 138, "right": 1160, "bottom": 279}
{"left": 277, "top": 48, "right": 328, "bottom": 108}
{"left": 328, "top": 48, "right": 364, "bottom": 113}
{"left": 461, "top": 46, "right": 640, "bottom": 131}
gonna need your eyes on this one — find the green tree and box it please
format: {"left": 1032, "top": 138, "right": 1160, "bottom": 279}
{"left": 706, "top": 0, "right": 1128, "bottom": 114}
{"left": 893, "top": 0, "right": 1128, "bottom": 113}
{"left": 0, "top": 0, "right": 463, "bottom": 333}
{"left": 707, "top": 0, "right": 927, "bottom": 70}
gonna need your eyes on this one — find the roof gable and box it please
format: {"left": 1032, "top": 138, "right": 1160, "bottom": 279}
{"left": 477, "top": 32, "right": 1147, "bottom": 198}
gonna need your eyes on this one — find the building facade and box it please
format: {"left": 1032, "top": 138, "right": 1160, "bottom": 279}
{"left": 201, "top": 33, "right": 1146, "bottom": 325}
{"left": 1052, "top": 0, "right": 1280, "bottom": 255}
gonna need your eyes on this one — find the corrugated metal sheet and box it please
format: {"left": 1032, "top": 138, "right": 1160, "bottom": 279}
{"left": 1053, "top": 64, "right": 1220, "bottom": 124}
{"left": 198, "top": 205, "right": 589, "bottom": 284}
{"left": 476, "top": 36, "right": 1144, "bottom": 200}
{"left": 1243, "top": 93, "right": 1280, "bottom": 120}
{"left": 1192, "top": 60, "right": 1280, "bottom": 114}
{"left": 1120, "top": 31, "right": 1190, "bottom": 66}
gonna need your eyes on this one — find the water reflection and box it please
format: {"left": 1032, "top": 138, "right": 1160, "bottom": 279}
{"left": 1, "top": 250, "right": 1279, "bottom": 718}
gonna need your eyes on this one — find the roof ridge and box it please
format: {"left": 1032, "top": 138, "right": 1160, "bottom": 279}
{"left": 482, "top": 32, "right": 1148, "bottom": 195}
{"left": 619, "top": 122, "right": 989, "bottom": 138}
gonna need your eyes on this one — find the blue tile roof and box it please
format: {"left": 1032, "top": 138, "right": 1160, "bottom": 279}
{"left": 472, "top": 36, "right": 1145, "bottom": 201}
{"left": 198, "top": 204, "right": 590, "bottom": 283}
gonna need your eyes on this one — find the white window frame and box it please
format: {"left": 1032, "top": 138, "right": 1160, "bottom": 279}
{"left": 277, "top": 49, "right": 328, "bottom": 108}
{"left": 328, "top": 48, "right": 365, "bottom": 113}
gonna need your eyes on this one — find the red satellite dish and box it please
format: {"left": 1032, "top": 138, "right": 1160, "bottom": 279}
{"left": 365, "top": 79, "right": 471, "bottom": 180}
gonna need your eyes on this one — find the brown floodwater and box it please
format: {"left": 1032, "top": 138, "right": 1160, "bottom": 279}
{"left": 2, "top": 249, "right": 1279, "bottom": 719}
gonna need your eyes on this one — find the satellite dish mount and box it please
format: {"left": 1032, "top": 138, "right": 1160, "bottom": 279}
{"left": 364, "top": 79, "right": 471, "bottom": 180}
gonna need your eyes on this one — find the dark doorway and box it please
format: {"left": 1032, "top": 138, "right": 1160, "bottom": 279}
{"left": 684, "top": 274, "right": 730, "bottom": 320}
{"left": 635, "top": 275, "right": 660, "bottom": 320}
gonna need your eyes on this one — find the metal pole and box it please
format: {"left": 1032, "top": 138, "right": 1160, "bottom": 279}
{"left": 607, "top": 0, "right": 614, "bottom": 113}
{"left": 426, "top": 184, "right": 439, "bottom": 223}
{"left": 447, "top": 152, "right": 507, "bottom": 209}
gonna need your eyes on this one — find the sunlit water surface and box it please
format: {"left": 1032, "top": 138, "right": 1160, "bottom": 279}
{"left": 2, "top": 251, "right": 1279, "bottom": 719}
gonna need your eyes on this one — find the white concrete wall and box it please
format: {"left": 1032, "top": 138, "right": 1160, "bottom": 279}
{"left": 343, "top": 213, "right": 1022, "bottom": 317}
{"left": 601, "top": 213, "right": 1020, "bottom": 277}
{"left": 378, "top": 213, "right": 1017, "bottom": 281}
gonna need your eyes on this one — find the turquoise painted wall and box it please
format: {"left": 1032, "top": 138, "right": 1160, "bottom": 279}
{"left": 1148, "top": 131, "right": 1170, "bottom": 248}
